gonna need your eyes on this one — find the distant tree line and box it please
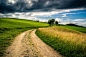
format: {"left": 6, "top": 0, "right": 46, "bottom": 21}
{"left": 66, "top": 23, "right": 85, "bottom": 28}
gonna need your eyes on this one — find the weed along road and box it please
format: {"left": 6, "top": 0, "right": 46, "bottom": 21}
{"left": 3, "top": 29, "right": 63, "bottom": 57}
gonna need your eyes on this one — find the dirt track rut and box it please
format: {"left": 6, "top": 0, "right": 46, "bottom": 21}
{"left": 3, "top": 29, "right": 63, "bottom": 57}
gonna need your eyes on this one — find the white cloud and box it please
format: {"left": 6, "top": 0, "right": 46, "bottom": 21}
{"left": 55, "top": 18, "right": 69, "bottom": 25}
{"left": 66, "top": 13, "right": 77, "bottom": 14}
{"left": 8, "top": 0, "right": 16, "bottom": 4}
{"left": 83, "top": 22, "right": 86, "bottom": 27}
{"left": 61, "top": 8, "right": 85, "bottom": 12}
{"left": 38, "top": 19, "right": 48, "bottom": 22}
{"left": 61, "top": 13, "right": 78, "bottom": 17}
{"left": 31, "top": 12, "right": 51, "bottom": 17}
{"left": 14, "top": 12, "right": 22, "bottom": 15}
{"left": 28, "top": 1, "right": 33, "bottom": 6}
{"left": 55, "top": 18, "right": 63, "bottom": 22}
{"left": 59, "top": 22, "right": 68, "bottom": 25}
{"left": 44, "top": 1, "right": 50, "bottom": 6}
{"left": 61, "top": 14, "right": 67, "bottom": 17}
{"left": 75, "top": 22, "right": 86, "bottom": 27}
{"left": 0, "top": 13, "right": 3, "bottom": 15}
{"left": 60, "top": 9, "right": 86, "bottom": 17}
{"left": 30, "top": 11, "right": 59, "bottom": 17}
{"left": 72, "top": 19, "right": 86, "bottom": 21}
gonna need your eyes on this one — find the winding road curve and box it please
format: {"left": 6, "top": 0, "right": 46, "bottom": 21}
{"left": 3, "top": 29, "right": 63, "bottom": 57}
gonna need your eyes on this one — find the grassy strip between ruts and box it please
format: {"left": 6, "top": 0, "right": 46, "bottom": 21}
{"left": 0, "top": 18, "right": 49, "bottom": 56}
{"left": 35, "top": 26, "right": 86, "bottom": 57}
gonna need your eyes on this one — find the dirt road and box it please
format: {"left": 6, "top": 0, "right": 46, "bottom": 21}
{"left": 3, "top": 29, "right": 63, "bottom": 57}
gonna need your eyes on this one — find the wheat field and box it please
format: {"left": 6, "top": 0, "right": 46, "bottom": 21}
{"left": 36, "top": 26, "right": 86, "bottom": 57}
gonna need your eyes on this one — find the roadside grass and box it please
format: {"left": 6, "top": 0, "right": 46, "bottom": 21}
{"left": 60, "top": 25, "right": 86, "bottom": 33}
{"left": 0, "top": 18, "right": 49, "bottom": 56}
{"left": 36, "top": 26, "right": 86, "bottom": 57}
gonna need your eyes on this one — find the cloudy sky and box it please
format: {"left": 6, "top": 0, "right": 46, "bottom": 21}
{"left": 0, "top": 0, "right": 86, "bottom": 27}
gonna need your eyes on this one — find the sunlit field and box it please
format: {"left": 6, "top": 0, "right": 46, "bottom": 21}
{"left": 36, "top": 26, "right": 86, "bottom": 57}
{"left": 61, "top": 25, "right": 86, "bottom": 33}
{"left": 0, "top": 18, "right": 49, "bottom": 56}
{"left": 0, "top": 18, "right": 49, "bottom": 28}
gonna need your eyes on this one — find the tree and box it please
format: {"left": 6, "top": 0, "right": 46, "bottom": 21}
{"left": 51, "top": 19, "right": 55, "bottom": 25}
{"left": 48, "top": 19, "right": 55, "bottom": 26}
{"left": 55, "top": 21, "right": 58, "bottom": 25}
{"left": 48, "top": 20, "right": 52, "bottom": 26}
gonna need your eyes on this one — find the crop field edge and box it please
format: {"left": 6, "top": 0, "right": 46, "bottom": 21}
{"left": 35, "top": 26, "right": 86, "bottom": 57}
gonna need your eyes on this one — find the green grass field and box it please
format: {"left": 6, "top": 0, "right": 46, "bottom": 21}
{"left": 60, "top": 25, "right": 86, "bottom": 33}
{"left": 0, "top": 18, "right": 49, "bottom": 56}
{"left": 36, "top": 26, "right": 86, "bottom": 57}
{"left": 0, "top": 18, "right": 86, "bottom": 57}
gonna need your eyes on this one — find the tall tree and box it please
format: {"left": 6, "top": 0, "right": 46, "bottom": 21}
{"left": 55, "top": 21, "right": 58, "bottom": 25}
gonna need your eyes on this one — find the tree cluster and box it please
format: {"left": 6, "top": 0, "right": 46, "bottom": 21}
{"left": 48, "top": 19, "right": 58, "bottom": 26}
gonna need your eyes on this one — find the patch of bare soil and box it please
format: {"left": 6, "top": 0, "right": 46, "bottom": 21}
{"left": 3, "top": 29, "right": 63, "bottom": 57}
{"left": 30, "top": 29, "right": 63, "bottom": 57}
{"left": 3, "top": 30, "right": 42, "bottom": 57}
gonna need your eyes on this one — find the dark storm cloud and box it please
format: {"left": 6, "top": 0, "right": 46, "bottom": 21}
{"left": 0, "top": 0, "right": 15, "bottom": 13}
{"left": 0, "top": 0, "right": 86, "bottom": 13}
